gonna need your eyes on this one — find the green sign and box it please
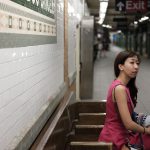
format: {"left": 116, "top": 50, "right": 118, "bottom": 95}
{"left": 10, "top": 0, "right": 55, "bottom": 19}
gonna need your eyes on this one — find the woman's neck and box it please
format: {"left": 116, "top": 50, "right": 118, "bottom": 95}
{"left": 116, "top": 74, "right": 130, "bottom": 86}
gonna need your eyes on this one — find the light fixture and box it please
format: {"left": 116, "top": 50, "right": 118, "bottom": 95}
{"left": 98, "top": 0, "right": 109, "bottom": 24}
{"left": 117, "top": 30, "right": 122, "bottom": 33}
{"left": 102, "top": 24, "right": 112, "bottom": 29}
{"left": 134, "top": 21, "right": 138, "bottom": 25}
{"left": 139, "top": 16, "right": 149, "bottom": 22}
{"left": 76, "top": 13, "right": 81, "bottom": 20}
{"left": 68, "top": 3, "right": 75, "bottom": 16}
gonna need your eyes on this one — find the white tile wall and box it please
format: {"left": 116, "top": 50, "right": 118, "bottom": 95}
{"left": 68, "top": 0, "right": 90, "bottom": 77}
{"left": 0, "top": 0, "right": 90, "bottom": 148}
{"left": 68, "top": 13, "right": 76, "bottom": 76}
{"left": 68, "top": 0, "right": 81, "bottom": 77}
{"left": 0, "top": 0, "right": 64, "bottom": 149}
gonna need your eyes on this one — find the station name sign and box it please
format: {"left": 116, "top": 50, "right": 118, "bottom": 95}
{"left": 10, "top": 0, "right": 55, "bottom": 18}
{"left": 116, "top": 0, "right": 149, "bottom": 12}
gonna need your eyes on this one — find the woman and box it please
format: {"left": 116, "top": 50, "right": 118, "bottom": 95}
{"left": 98, "top": 51, "right": 150, "bottom": 150}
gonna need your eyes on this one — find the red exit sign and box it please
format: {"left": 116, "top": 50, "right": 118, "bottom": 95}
{"left": 126, "top": 0, "right": 147, "bottom": 12}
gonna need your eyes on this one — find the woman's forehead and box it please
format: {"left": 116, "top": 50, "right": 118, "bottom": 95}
{"left": 127, "top": 56, "right": 139, "bottom": 61}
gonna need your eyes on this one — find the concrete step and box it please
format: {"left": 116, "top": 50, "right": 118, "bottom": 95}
{"left": 78, "top": 113, "right": 106, "bottom": 125}
{"left": 75, "top": 125, "right": 103, "bottom": 135}
{"left": 77, "top": 100, "right": 106, "bottom": 114}
{"left": 70, "top": 141, "right": 112, "bottom": 150}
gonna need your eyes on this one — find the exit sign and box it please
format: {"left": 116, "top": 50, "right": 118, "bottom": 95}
{"left": 115, "top": 0, "right": 126, "bottom": 11}
{"left": 116, "top": 0, "right": 148, "bottom": 12}
{"left": 126, "top": 0, "right": 147, "bottom": 12}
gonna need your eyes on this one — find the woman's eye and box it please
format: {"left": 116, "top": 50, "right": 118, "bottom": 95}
{"left": 130, "top": 61, "right": 134, "bottom": 64}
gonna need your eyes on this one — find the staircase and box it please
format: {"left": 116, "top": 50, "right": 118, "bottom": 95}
{"left": 30, "top": 100, "right": 112, "bottom": 150}
{"left": 66, "top": 100, "right": 112, "bottom": 150}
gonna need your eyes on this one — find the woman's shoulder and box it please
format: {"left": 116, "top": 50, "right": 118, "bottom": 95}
{"left": 110, "top": 80, "right": 127, "bottom": 90}
{"left": 114, "top": 84, "right": 126, "bottom": 93}
{"left": 111, "top": 79, "right": 124, "bottom": 86}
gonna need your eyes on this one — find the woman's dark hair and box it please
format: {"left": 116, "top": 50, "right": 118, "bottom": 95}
{"left": 114, "top": 51, "right": 141, "bottom": 107}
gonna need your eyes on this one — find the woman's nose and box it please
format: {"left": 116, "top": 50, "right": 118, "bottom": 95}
{"left": 134, "top": 63, "right": 139, "bottom": 69}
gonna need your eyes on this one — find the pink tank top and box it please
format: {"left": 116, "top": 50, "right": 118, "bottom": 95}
{"left": 98, "top": 80, "right": 134, "bottom": 150}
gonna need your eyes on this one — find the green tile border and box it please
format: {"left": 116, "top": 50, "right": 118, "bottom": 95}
{"left": 0, "top": 33, "right": 57, "bottom": 48}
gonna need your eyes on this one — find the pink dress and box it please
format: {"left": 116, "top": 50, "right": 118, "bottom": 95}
{"left": 98, "top": 80, "right": 134, "bottom": 150}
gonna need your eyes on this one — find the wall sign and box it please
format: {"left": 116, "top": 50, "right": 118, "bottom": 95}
{"left": 116, "top": 0, "right": 148, "bottom": 12}
{"left": 0, "top": 0, "right": 57, "bottom": 48}
{"left": 126, "top": 0, "right": 147, "bottom": 12}
{"left": 115, "top": 0, "right": 126, "bottom": 11}
{"left": 10, "top": 0, "right": 55, "bottom": 18}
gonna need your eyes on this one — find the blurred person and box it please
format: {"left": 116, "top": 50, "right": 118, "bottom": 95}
{"left": 100, "top": 38, "right": 107, "bottom": 57}
{"left": 97, "top": 37, "right": 102, "bottom": 59}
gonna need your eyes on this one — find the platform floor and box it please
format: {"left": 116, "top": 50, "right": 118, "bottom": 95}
{"left": 93, "top": 44, "right": 150, "bottom": 114}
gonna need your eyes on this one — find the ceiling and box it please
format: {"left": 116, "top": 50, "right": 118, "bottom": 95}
{"left": 86, "top": 0, "right": 148, "bottom": 31}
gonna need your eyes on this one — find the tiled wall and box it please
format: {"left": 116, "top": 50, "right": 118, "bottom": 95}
{"left": 68, "top": 0, "right": 89, "bottom": 78}
{"left": 0, "top": 0, "right": 64, "bottom": 149}
{"left": 0, "top": 0, "right": 90, "bottom": 149}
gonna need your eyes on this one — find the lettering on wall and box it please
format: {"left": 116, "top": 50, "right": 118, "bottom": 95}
{"left": 11, "top": 0, "right": 55, "bottom": 18}
{"left": 126, "top": 0, "right": 147, "bottom": 12}
{"left": 0, "top": 0, "right": 57, "bottom": 48}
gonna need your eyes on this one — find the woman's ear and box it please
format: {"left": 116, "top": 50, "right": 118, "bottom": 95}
{"left": 118, "top": 64, "right": 123, "bottom": 71}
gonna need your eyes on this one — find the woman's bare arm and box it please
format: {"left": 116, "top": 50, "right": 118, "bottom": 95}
{"left": 114, "top": 85, "right": 150, "bottom": 134}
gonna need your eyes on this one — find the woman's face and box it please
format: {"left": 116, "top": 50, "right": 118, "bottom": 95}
{"left": 120, "top": 56, "right": 140, "bottom": 78}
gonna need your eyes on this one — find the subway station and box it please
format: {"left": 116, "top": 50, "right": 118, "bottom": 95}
{"left": 0, "top": 0, "right": 150, "bottom": 150}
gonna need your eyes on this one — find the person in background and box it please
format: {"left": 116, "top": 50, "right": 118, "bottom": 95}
{"left": 100, "top": 37, "right": 107, "bottom": 57}
{"left": 97, "top": 37, "right": 102, "bottom": 59}
{"left": 98, "top": 51, "right": 150, "bottom": 150}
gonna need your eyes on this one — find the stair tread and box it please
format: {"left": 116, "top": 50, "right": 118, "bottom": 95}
{"left": 75, "top": 125, "right": 104, "bottom": 128}
{"left": 77, "top": 100, "right": 106, "bottom": 102}
{"left": 79, "top": 113, "right": 106, "bottom": 115}
{"left": 75, "top": 125, "right": 103, "bottom": 135}
{"left": 67, "top": 133, "right": 99, "bottom": 142}
{"left": 70, "top": 141, "right": 112, "bottom": 146}
{"left": 77, "top": 102, "right": 106, "bottom": 113}
{"left": 78, "top": 113, "right": 106, "bottom": 125}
